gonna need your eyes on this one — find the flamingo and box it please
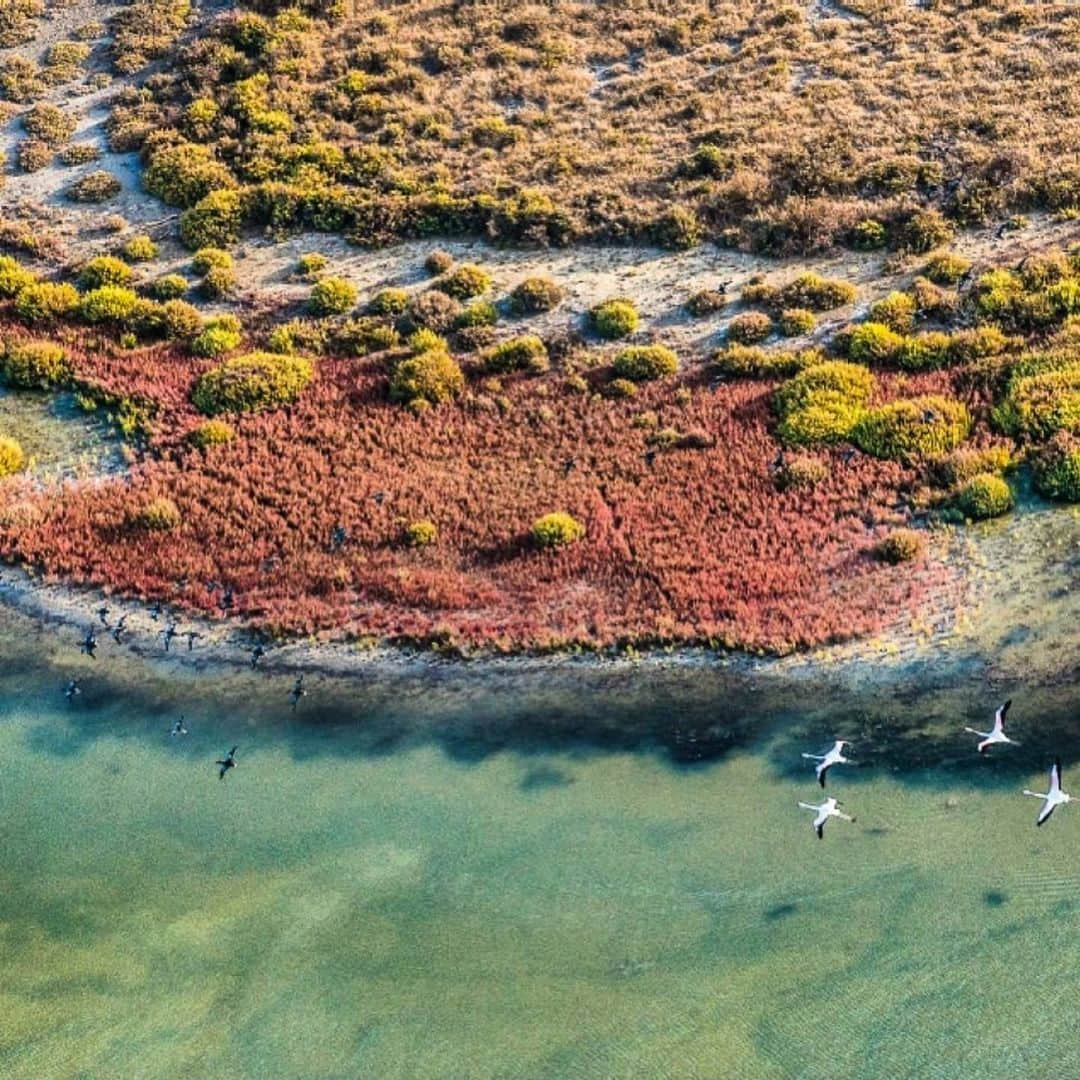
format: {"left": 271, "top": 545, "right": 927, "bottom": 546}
{"left": 802, "top": 740, "right": 851, "bottom": 788}
{"left": 798, "top": 797, "right": 856, "bottom": 839}
{"left": 965, "top": 699, "right": 1017, "bottom": 754}
{"left": 1023, "top": 760, "right": 1071, "bottom": 827}
{"left": 216, "top": 746, "right": 237, "bottom": 780}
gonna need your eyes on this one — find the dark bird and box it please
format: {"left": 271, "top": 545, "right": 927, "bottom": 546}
{"left": 921, "top": 407, "right": 939, "bottom": 424}
{"left": 841, "top": 447, "right": 858, "bottom": 466}
{"left": 995, "top": 222, "right": 1008, "bottom": 240}
{"left": 80, "top": 629, "right": 97, "bottom": 658}
{"left": 170, "top": 715, "right": 188, "bottom": 737}
{"left": 185, "top": 630, "right": 201, "bottom": 652}
{"left": 289, "top": 674, "right": 307, "bottom": 710}
{"left": 150, "top": 601, "right": 164, "bottom": 621}
{"left": 562, "top": 457, "right": 578, "bottom": 476}
{"left": 373, "top": 491, "right": 387, "bottom": 506}
{"left": 251, "top": 644, "right": 267, "bottom": 668}
{"left": 96, "top": 605, "right": 110, "bottom": 626}
{"left": 770, "top": 450, "right": 787, "bottom": 473}
{"left": 64, "top": 678, "right": 81, "bottom": 702}
{"left": 216, "top": 745, "right": 237, "bottom": 779}
{"left": 162, "top": 624, "right": 178, "bottom": 652}
{"left": 643, "top": 449, "right": 657, "bottom": 468}
{"left": 330, "top": 524, "right": 349, "bottom": 552}
{"left": 717, "top": 279, "right": 732, "bottom": 294}
{"left": 111, "top": 614, "right": 128, "bottom": 644}
{"left": 219, "top": 588, "right": 234, "bottom": 612}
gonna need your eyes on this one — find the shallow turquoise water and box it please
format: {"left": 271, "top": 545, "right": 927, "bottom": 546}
{"left": 0, "top": 608, "right": 1077, "bottom": 1079}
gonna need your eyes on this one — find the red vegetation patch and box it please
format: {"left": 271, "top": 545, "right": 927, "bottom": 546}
{"left": 0, "top": 331, "right": 956, "bottom": 652}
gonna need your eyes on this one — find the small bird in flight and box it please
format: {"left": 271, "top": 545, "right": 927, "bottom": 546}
{"left": 64, "top": 678, "right": 81, "bottom": 703}
{"left": 150, "top": 601, "right": 164, "bottom": 621}
{"left": 965, "top": 700, "right": 1017, "bottom": 754}
{"left": 96, "top": 605, "right": 110, "bottom": 626}
{"left": 111, "top": 614, "right": 128, "bottom": 645}
{"left": 289, "top": 675, "right": 307, "bottom": 710}
{"left": 798, "top": 797, "right": 856, "bottom": 839}
{"left": 80, "top": 629, "right": 98, "bottom": 658}
{"left": 161, "top": 624, "right": 178, "bottom": 652}
{"left": 802, "top": 740, "right": 851, "bottom": 788}
{"left": 170, "top": 716, "right": 188, "bottom": 737}
{"left": 1023, "top": 759, "right": 1071, "bottom": 827}
{"left": 216, "top": 746, "right": 237, "bottom": 780}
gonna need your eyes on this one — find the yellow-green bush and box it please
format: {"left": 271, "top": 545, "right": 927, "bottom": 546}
{"left": 777, "top": 393, "right": 865, "bottom": 446}
{"left": 590, "top": 297, "right": 639, "bottom": 340}
{"left": 484, "top": 334, "right": 549, "bottom": 374}
{"left": 957, "top": 473, "right": 1013, "bottom": 520}
{"left": 187, "top": 419, "right": 235, "bottom": 449}
{"left": 779, "top": 273, "right": 856, "bottom": 311}
{"left": 778, "top": 308, "right": 816, "bottom": 337}
{"left": 896, "top": 332, "right": 952, "bottom": 371}
{"left": 993, "top": 352, "right": 1080, "bottom": 439}
{"left": 434, "top": 263, "right": 491, "bottom": 300}
{"left": 923, "top": 251, "right": 970, "bottom": 285}
{"left": 847, "top": 322, "right": 904, "bottom": 364}
{"left": 854, "top": 396, "right": 972, "bottom": 461}
{"left": 727, "top": 311, "right": 772, "bottom": 344}
{"left": 510, "top": 275, "right": 564, "bottom": 314}
{"left": 946, "top": 326, "right": 1009, "bottom": 364}
{"left": 875, "top": 529, "right": 925, "bottom": 564}
{"left": 14, "top": 281, "right": 79, "bottom": 323}
{"left": 79, "top": 285, "right": 139, "bottom": 324}
{"left": 389, "top": 349, "right": 464, "bottom": 405}
{"left": 369, "top": 287, "right": 410, "bottom": 315}
{"left": 714, "top": 344, "right": 816, "bottom": 378}
{"left": 160, "top": 299, "right": 202, "bottom": 340}
{"left": 928, "top": 445, "right": 1013, "bottom": 489}
{"left": 2, "top": 339, "right": 71, "bottom": 388}
{"left": 179, "top": 188, "right": 244, "bottom": 249}
{"left": 296, "top": 252, "right": 327, "bottom": 279}
{"left": 775, "top": 361, "right": 875, "bottom": 416}
{"left": 1032, "top": 433, "right": 1080, "bottom": 502}
{"left": 309, "top": 276, "right": 357, "bottom": 315}
{"left": 121, "top": 234, "right": 157, "bottom": 262}
{"left": 455, "top": 301, "right": 498, "bottom": 329}
{"left": 901, "top": 209, "right": 953, "bottom": 253}
{"left": 131, "top": 496, "right": 182, "bottom": 531}
{"left": 191, "top": 247, "right": 233, "bottom": 274}
{"left": 606, "top": 377, "right": 638, "bottom": 399}
{"left": 331, "top": 317, "right": 399, "bottom": 356}
{"left": 0, "top": 256, "right": 36, "bottom": 298}
{"left": 23, "top": 103, "right": 75, "bottom": 145}
{"left": 869, "top": 291, "right": 916, "bottom": 333}
{"left": 0, "top": 436, "right": 25, "bottom": 477}
{"left": 79, "top": 254, "right": 132, "bottom": 290}
{"left": 144, "top": 142, "right": 237, "bottom": 208}
{"left": 612, "top": 344, "right": 678, "bottom": 382}
{"left": 199, "top": 265, "right": 236, "bottom": 299}
{"left": 404, "top": 519, "right": 438, "bottom": 547}
{"left": 531, "top": 511, "right": 584, "bottom": 548}
{"left": 152, "top": 273, "right": 188, "bottom": 300}
{"left": 192, "top": 351, "right": 314, "bottom": 415}
{"left": 190, "top": 314, "right": 243, "bottom": 357}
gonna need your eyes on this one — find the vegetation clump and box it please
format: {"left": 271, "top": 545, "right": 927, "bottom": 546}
{"left": 405, "top": 520, "right": 438, "bottom": 547}
{"left": 923, "top": 252, "right": 971, "bottom": 286}
{"left": 152, "top": 274, "right": 188, "bottom": 300}
{"left": 1032, "top": 433, "right": 1080, "bottom": 502}
{"left": 122, "top": 234, "right": 158, "bottom": 262}
{"left": 408, "top": 289, "right": 462, "bottom": 332}
{"left": 957, "top": 473, "right": 1013, "bottom": 520}
{"left": 853, "top": 396, "right": 971, "bottom": 461}
{"left": 510, "top": 276, "right": 563, "bottom": 315}
{"left": 389, "top": 349, "right": 464, "bottom": 406}
{"left": 869, "top": 292, "right": 916, "bottom": 334}
{"left": 875, "top": 530, "right": 925, "bottom": 564}
{"left": 0, "top": 436, "right": 25, "bottom": 477}
{"left": 79, "top": 255, "right": 132, "bottom": 290}
{"left": 369, "top": 287, "right": 410, "bottom": 316}
{"left": 1, "top": 340, "right": 71, "bottom": 388}
{"left": 715, "top": 345, "right": 815, "bottom": 378}
{"left": 191, "top": 315, "right": 243, "bottom": 357}
{"left": 484, "top": 335, "right": 549, "bottom": 374}
{"left": 434, "top": 264, "right": 491, "bottom": 300}
{"left": 589, "top": 298, "right": 638, "bottom": 340}
{"left": 79, "top": 285, "right": 139, "bottom": 324}
{"left": 775, "top": 455, "right": 828, "bottom": 491}
{"left": 14, "top": 282, "right": 79, "bottom": 323}
{"left": 686, "top": 289, "right": 726, "bottom": 317}
{"left": 0, "top": 256, "right": 36, "bottom": 298}
{"left": 993, "top": 354, "right": 1080, "bottom": 440}
{"left": 775, "top": 361, "right": 875, "bottom": 447}
{"left": 727, "top": 311, "right": 772, "bottom": 345}
{"left": 846, "top": 322, "right": 904, "bottom": 365}
{"left": 188, "top": 419, "right": 235, "bottom": 449}
{"left": 68, "top": 171, "right": 122, "bottom": 202}
{"left": 778, "top": 308, "right": 815, "bottom": 337}
{"left": 309, "top": 276, "right": 358, "bottom": 316}
{"left": 612, "top": 345, "right": 678, "bottom": 382}
{"left": 531, "top": 511, "right": 584, "bottom": 548}
{"left": 192, "top": 352, "right": 314, "bottom": 415}
{"left": 424, "top": 250, "right": 453, "bottom": 275}
{"left": 131, "top": 496, "right": 182, "bottom": 532}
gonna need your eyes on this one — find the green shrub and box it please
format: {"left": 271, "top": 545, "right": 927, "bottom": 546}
{"left": 200, "top": 265, "right": 236, "bottom": 299}
{"left": 404, "top": 520, "right": 438, "bottom": 547}
{"left": 774, "top": 455, "right": 829, "bottom": 490}
{"left": 728, "top": 311, "right": 773, "bottom": 344}
{"left": 896, "top": 332, "right": 952, "bottom": 371}
{"left": 160, "top": 299, "right": 202, "bottom": 340}
{"left": 191, "top": 247, "right": 233, "bottom": 274}
{"left": 510, "top": 276, "right": 564, "bottom": 314}
{"left": 407, "top": 289, "right": 462, "bottom": 331}
{"left": 741, "top": 280, "right": 781, "bottom": 308}
{"left": 606, "top": 377, "right": 638, "bottom": 399}
{"left": 589, "top": 297, "right": 639, "bottom": 340}
{"left": 1032, "top": 433, "right": 1080, "bottom": 502}
{"left": 331, "top": 317, "right": 400, "bottom": 356}
{"left": 23, "top": 103, "right": 75, "bottom": 145}
{"left": 192, "top": 351, "right": 314, "bottom": 415}
{"left": 79, "top": 255, "right": 132, "bottom": 290}
{"left": 972, "top": 269, "right": 1024, "bottom": 321}
{"left": 923, "top": 252, "right": 970, "bottom": 285}
{"left": 68, "top": 170, "right": 122, "bottom": 202}
{"left": 0, "top": 256, "right": 36, "bottom": 297}
{"left": 875, "top": 529, "right": 925, "bottom": 564}
{"left": 191, "top": 314, "right": 243, "bottom": 357}
{"left": 14, "top": 281, "right": 79, "bottom": 323}
{"left": 59, "top": 143, "right": 102, "bottom": 166}
{"left": 434, "top": 263, "right": 491, "bottom": 299}
{"left": 714, "top": 344, "right": 814, "bottom": 378}
{"left": 152, "top": 273, "right": 188, "bottom": 300}
{"left": 531, "top": 511, "right": 584, "bottom": 548}
{"left": 780, "top": 273, "right": 856, "bottom": 311}
{"left": 686, "top": 289, "right": 726, "bottom": 317}
{"left": 901, "top": 209, "right": 954, "bottom": 253}
{"left": 947, "top": 326, "right": 1009, "bottom": 364}
{"left": 775, "top": 361, "right": 875, "bottom": 416}
{"left": 993, "top": 364, "right": 1080, "bottom": 440}
{"left": 928, "top": 445, "right": 1013, "bottom": 489}
{"left": 854, "top": 396, "right": 972, "bottom": 461}
{"left": 869, "top": 291, "right": 917, "bottom": 333}
{"left": 847, "top": 322, "right": 905, "bottom": 365}
{"left": 309, "top": 276, "right": 358, "bottom": 316}
{"left": 485, "top": 334, "right": 549, "bottom": 374}
{"left": 369, "top": 287, "right": 410, "bottom": 315}
{"left": 296, "top": 252, "right": 327, "bottom": 278}
{"left": 389, "top": 349, "right": 464, "bottom": 405}
{"left": 144, "top": 142, "right": 237, "bottom": 208}
{"left": 455, "top": 301, "right": 498, "bottom": 328}
{"left": 778, "top": 308, "right": 816, "bottom": 337}
{"left": 122, "top": 234, "right": 157, "bottom": 262}
{"left": 957, "top": 473, "right": 1013, "bottom": 520}
{"left": 2, "top": 340, "right": 71, "bottom": 388}
{"left": 850, "top": 219, "right": 887, "bottom": 250}
{"left": 612, "top": 344, "right": 678, "bottom": 382}
{"left": 407, "top": 328, "right": 448, "bottom": 355}
{"left": 179, "top": 188, "right": 244, "bottom": 249}
{"left": 131, "top": 496, "right": 182, "bottom": 531}
{"left": 188, "top": 419, "right": 235, "bottom": 449}
{"left": 649, "top": 206, "right": 702, "bottom": 250}
{"left": 79, "top": 285, "right": 139, "bottom": 324}
{"left": 0, "top": 436, "right": 25, "bottom": 477}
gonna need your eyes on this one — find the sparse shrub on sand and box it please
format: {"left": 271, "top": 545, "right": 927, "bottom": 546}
{"left": 713, "top": 344, "right": 818, "bottom": 378}
{"left": 485, "top": 335, "right": 549, "bottom": 374}
{"left": 869, "top": 292, "right": 916, "bottom": 333}
{"left": 122, "top": 234, "right": 158, "bottom": 262}
{"left": 179, "top": 189, "right": 244, "bottom": 249}
{"left": 16, "top": 138, "right": 52, "bottom": 172}
{"left": 901, "top": 210, "right": 954, "bottom": 253}
{"left": 369, "top": 287, "right": 410, "bottom": 316}
{"left": 191, "top": 247, "right": 233, "bottom": 275}
{"left": 199, "top": 265, "right": 236, "bottom": 300}
{"left": 727, "top": 311, "right": 772, "bottom": 345}
{"left": 23, "top": 103, "right": 75, "bottom": 145}
{"left": 455, "top": 301, "right": 498, "bottom": 328}
{"left": 778, "top": 308, "right": 815, "bottom": 337}
{"left": 152, "top": 274, "right": 188, "bottom": 300}
{"left": 408, "top": 289, "right": 462, "bottom": 332}
{"left": 433, "top": 264, "right": 491, "bottom": 300}
{"left": 68, "top": 170, "right": 122, "bottom": 202}
{"left": 309, "top": 276, "right": 358, "bottom": 316}
{"left": 192, "top": 351, "right": 314, "bottom": 415}
{"left": 589, "top": 298, "right": 639, "bottom": 340}
{"left": 957, "top": 473, "right": 1013, "bottom": 520}
{"left": 510, "top": 276, "right": 564, "bottom": 315}
{"left": 79, "top": 255, "right": 132, "bottom": 290}
{"left": 923, "top": 252, "right": 971, "bottom": 286}
{"left": 779, "top": 273, "right": 856, "bottom": 312}
{"left": 296, "top": 252, "right": 327, "bottom": 279}
{"left": 424, "top": 250, "right": 453, "bottom": 275}
{"left": 612, "top": 345, "right": 678, "bottom": 382}
{"left": 686, "top": 289, "right": 726, "bottom": 317}
{"left": 531, "top": 511, "right": 584, "bottom": 548}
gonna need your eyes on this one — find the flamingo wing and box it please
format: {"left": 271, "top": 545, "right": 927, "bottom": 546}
{"left": 1049, "top": 760, "right": 1062, "bottom": 796}
{"left": 1036, "top": 798, "right": 1056, "bottom": 827}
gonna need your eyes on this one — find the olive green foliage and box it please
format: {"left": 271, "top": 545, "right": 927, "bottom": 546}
{"left": 296, "top": 252, "right": 327, "bottom": 278}
{"left": 853, "top": 396, "right": 972, "bottom": 461}
{"left": 191, "top": 248, "right": 233, "bottom": 275}
{"left": 727, "top": 311, "right": 772, "bottom": 345}
{"left": 144, "top": 142, "right": 237, "bottom": 208}
{"left": 778, "top": 273, "right": 856, "bottom": 312}
{"left": 0, "top": 436, "right": 25, "bottom": 477}
{"left": 199, "top": 265, "right": 236, "bottom": 299}
{"left": 957, "top": 473, "right": 1013, "bottom": 520}
{"left": 122, "top": 234, "right": 158, "bottom": 262}
{"left": 778, "top": 308, "right": 815, "bottom": 337}
{"left": 531, "top": 511, "right": 585, "bottom": 548}
{"left": 407, "top": 328, "right": 448, "bottom": 355}
{"left": 875, "top": 529, "right": 925, "bottom": 564}
{"left": 455, "top": 301, "right": 498, "bottom": 328}
{"left": 179, "top": 189, "right": 244, "bottom": 249}
{"left": 79, "top": 255, "right": 132, "bottom": 290}
{"left": 896, "top": 332, "right": 952, "bottom": 372}
{"left": 2, "top": 339, "right": 71, "bottom": 388}
{"left": 928, "top": 445, "right": 1013, "bottom": 489}
{"left": 14, "top": 281, "right": 79, "bottom": 323}
{"left": 850, "top": 219, "right": 886, "bottom": 250}
{"left": 774, "top": 455, "right": 828, "bottom": 491}
{"left": 68, "top": 170, "right": 122, "bottom": 202}
{"left": 131, "top": 496, "right": 182, "bottom": 531}
{"left": 1032, "top": 433, "right": 1080, "bottom": 502}
{"left": 901, "top": 210, "right": 953, "bottom": 253}
{"left": 369, "top": 287, "right": 409, "bottom": 315}
{"left": 23, "top": 103, "right": 75, "bottom": 145}
{"left": 869, "top": 291, "right": 916, "bottom": 333}
{"left": 188, "top": 419, "right": 235, "bottom": 449}
{"left": 192, "top": 351, "right": 314, "bottom": 415}
{"left": 612, "top": 345, "right": 678, "bottom": 382}
{"left": 331, "top": 317, "right": 400, "bottom": 356}
{"left": 190, "top": 314, "right": 243, "bottom": 357}
{"left": 993, "top": 352, "right": 1080, "bottom": 439}
{"left": 152, "top": 273, "right": 188, "bottom": 300}
{"left": 923, "top": 252, "right": 970, "bottom": 286}
{"left": 686, "top": 289, "right": 726, "bottom": 317}
{"left": 510, "top": 276, "right": 564, "bottom": 315}
{"left": 606, "top": 377, "right": 637, "bottom": 399}
{"left": 79, "top": 285, "right": 139, "bottom": 324}
{"left": 847, "top": 322, "right": 904, "bottom": 365}
{"left": 0, "top": 255, "right": 36, "bottom": 297}
{"left": 484, "top": 334, "right": 549, "bottom": 374}
{"left": 404, "top": 520, "right": 438, "bottom": 547}
{"left": 945, "top": 326, "right": 1009, "bottom": 364}
{"left": 389, "top": 349, "right": 464, "bottom": 405}
{"left": 309, "top": 276, "right": 358, "bottom": 315}
{"left": 161, "top": 299, "right": 202, "bottom": 340}
{"left": 775, "top": 361, "right": 875, "bottom": 446}
{"left": 589, "top": 297, "right": 638, "bottom": 340}
{"left": 434, "top": 263, "right": 491, "bottom": 299}
{"left": 714, "top": 344, "right": 819, "bottom": 378}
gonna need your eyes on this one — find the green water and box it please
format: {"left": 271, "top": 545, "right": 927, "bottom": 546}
{"left": 0, "top": 603, "right": 1077, "bottom": 1080}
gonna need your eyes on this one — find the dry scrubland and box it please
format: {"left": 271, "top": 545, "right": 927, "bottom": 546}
{"left": 0, "top": 0, "right": 1077, "bottom": 653}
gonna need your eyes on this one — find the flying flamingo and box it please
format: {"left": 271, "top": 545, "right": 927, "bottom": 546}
{"left": 965, "top": 699, "right": 1017, "bottom": 754}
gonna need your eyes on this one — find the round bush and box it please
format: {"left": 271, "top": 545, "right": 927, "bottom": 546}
{"left": 775, "top": 361, "right": 875, "bottom": 416}
{"left": 2, "top": 340, "right": 71, "bottom": 388}
{"left": 590, "top": 298, "right": 639, "bottom": 340}
{"left": 1032, "top": 433, "right": 1080, "bottom": 502}
{"left": 408, "top": 289, "right": 462, "bottom": 332}
{"left": 875, "top": 529, "right": 925, "bottom": 564}
{"left": 191, "top": 247, "right": 233, "bottom": 274}
{"left": 775, "top": 455, "right": 829, "bottom": 491}
{"left": 23, "top": 103, "right": 76, "bottom": 145}
{"left": 869, "top": 291, "right": 916, "bottom": 333}
{"left": 780, "top": 273, "right": 856, "bottom": 311}
{"left": 850, "top": 219, "right": 887, "bottom": 250}
{"left": 531, "top": 511, "right": 585, "bottom": 548}
{"left": 160, "top": 299, "right": 202, "bottom": 340}
{"left": 389, "top": 350, "right": 464, "bottom": 406}
{"left": 923, "top": 252, "right": 970, "bottom": 285}
{"left": 727, "top": 311, "right": 773, "bottom": 345}
{"left": 847, "top": 322, "right": 905, "bottom": 365}
{"left": 200, "top": 265, "right": 236, "bottom": 299}
{"left": 332, "top": 317, "right": 400, "bottom": 356}
{"left": 152, "top": 274, "right": 188, "bottom": 300}
{"left": 14, "top": 282, "right": 79, "bottom": 323}
{"left": 897, "top": 332, "right": 952, "bottom": 372}
{"left": 606, "top": 377, "right": 638, "bottom": 399}
{"left": 122, "top": 234, "right": 158, "bottom": 262}
{"left": 17, "top": 138, "right": 53, "bottom": 172}
{"left": 424, "top": 250, "right": 454, "bottom": 275}
{"left": 188, "top": 419, "right": 235, "bottom": 449}
{"left": 434, "top": 263, "right": 491, "bottom": 300}
{"left": 612, "top": 344, "right": 678, "bottom": 382}
{"left": 192, "top": 351, "right": 314, "bottom": 415}
{"left": 455, "top": 301, "right": 498, "bottom": 329}
{"left": 309, "top": 276, "right": 358, "bottom": 316}
{"left": 686, "top": 289, "right": 726, "bottom": 317}
{"left": 854, "top": 396, "right": 972, "bottom": 461}
{"left": 778, "top": 308, "right": 816, "bottom": 337}
{"left": 68, "top": 170, "right": 122, "bottom": 202}
{"left": 404, "top": 520, "right": 438, "bottom": 547}
{"left": 485, "top": 334, "right": 549, "bottom": 374}
{"left": 369, "top": 287, "right": 410, "bottom": 316}
{"left": 777, "top": 394, "right": 865, "bottom": 446}
{"left": 714, "top": 344, "right": 812, "bottom": 378}
{"left": 993, "top": 365, "right": 1080, "bottom": 440}
{"left": 407, "top": 329, "right": 448, "bottom": 355}
{"left": 957, "top": 473, "right": 1013, "bottom": 520}
{"left": 0, "top": 436, "right": 26, "bottom": 477}
{"left": 0, "top": 256, "right": 36, "bottom": 298}
{"left": 901, "top": 210, "right": 954, "bottom": 253}
{"left": 144, "top": 142, "right": 237, "bottom": 208}
{"left": 179, "top": 189, "right": 244, "bottom": 250}
{"left": 296, "top": 252, "right": 327, "bottom": 278}
{"left": 79, "top": 285, "right": 139, "bottom": 324}
{"left": 79, "top": 255, "right": 132, "bottom": 290}
{"left": 510, "top": 276, "right": 564, "bottom": 315}
{"left": 131, "top": 496, "right": 182, "bottom": 531}
{"left": 191, "top": 315, "right": 243, "bottom": 357}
